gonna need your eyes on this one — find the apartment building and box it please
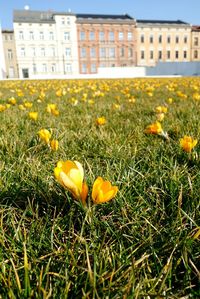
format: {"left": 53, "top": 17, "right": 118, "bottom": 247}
{"left": 76, "top": 14, "right": 137, "bottom": 74}
{"left": 0, "top": 23, "right": 6, "bottom": 79}
{"left": 2, "top": 30, "right": 18, "bottom": 78}
{"left": 191, "top": 25, "right": 200, "bottom": 61}
{"left": 13, "top": 9, "right": 79, "bottom": 78}
{"left": 136, "top": 20, "right": 191, "bottom": 66}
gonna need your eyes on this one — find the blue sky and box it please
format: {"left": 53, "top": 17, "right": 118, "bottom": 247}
{"left": 0, "top": 0, "right": 200, "bottom": 29}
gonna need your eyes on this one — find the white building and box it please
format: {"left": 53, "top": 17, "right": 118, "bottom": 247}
{"left": 0, "top": 23, "right": 6, "bottom": 79}
{"left": 13, "top": 9, "right": 79, "bottom": 78}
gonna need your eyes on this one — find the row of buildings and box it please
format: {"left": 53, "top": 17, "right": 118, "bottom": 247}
{"left": 0, "top": 9, "right": 200, "bottom": 79}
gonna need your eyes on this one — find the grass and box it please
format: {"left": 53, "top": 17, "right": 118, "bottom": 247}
{"left": 0, "top": 77, "right": 199, "bottom": 298}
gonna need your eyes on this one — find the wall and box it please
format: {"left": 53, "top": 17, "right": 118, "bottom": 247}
{"left": 0, "top": 24, "right": 6, "bottom": 79}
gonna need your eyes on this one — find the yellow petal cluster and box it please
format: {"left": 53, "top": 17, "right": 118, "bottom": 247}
{"left": 180, "top": 136, "right": 198, "bottom": 153}
{"left": 96, "top": 116, "right": 106, "bottom": 126}
{"left": 92, "top": 177, "right": 118, "bottom": 204}
{"left": 145, "top": 122, "right": 163, "bottom": 135}
{"left": 38, "top": 129, "right": 52, "bottom": 144}
{"left": 29, "top": 112, "right": 38, "bottom": 121}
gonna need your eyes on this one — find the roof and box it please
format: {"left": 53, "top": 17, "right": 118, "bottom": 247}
{"left": 192, "top": 25, "right": 200, "bottom": 31}
{"left": 76, "top": 13, "right": 133, "bottom": 20}
{"left": 13, "top": 10, "right": 55, "bottom": 23}
{"left": 137, "top": 19, "right": 190, "bottom": 25}
{"left": 2, "top": 29, "right": 14, "bottom": 33}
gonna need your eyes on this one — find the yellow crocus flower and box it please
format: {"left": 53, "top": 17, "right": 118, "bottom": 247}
{"left": 92, "top": 177, "right": 118, "bottom": 204}
{"left": 29, "top": 112, "right": 38, "bottom": 121}
{"left": 180, "top": 136, "right": 198, "bottom": 153}
{"left": 50, "top": 139, "right": 59, "bottom": 151}
{"left": 38, "top": 129, "right": 52, "bottom": 144}
{"left": 144, "top": 121, "right": 163, "bottom": 135}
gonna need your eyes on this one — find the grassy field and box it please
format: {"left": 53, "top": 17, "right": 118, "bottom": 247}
{"left": 0, "top": 77, "right": 199, "bottom": 298}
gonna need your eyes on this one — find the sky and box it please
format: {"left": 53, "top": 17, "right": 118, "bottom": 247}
{"left": 0, "top": 0, "right": 200, "bottom": 29}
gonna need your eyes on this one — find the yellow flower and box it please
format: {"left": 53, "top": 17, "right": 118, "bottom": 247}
{"left": 29, "top": 112, "right": 38, "bottom": 121}
{"left": 92, "top": 177, "right": 118, "bottom": 204}
{"left": 38, "top": 129, "right": 52, "bottom": 144}
{"left": 96, "top": 116, "right": 106, "bottom": 126}
{"left": 8, "top": 97, "right": 16, "bottom": 105}
{"left": 156, "top": 113, "right": 165, "bottom": 122}
{"left": 54, "top": 160, "right": 88, "bottom": 204}
{"left": 24, "top": 102, "right": 33, "bottom": 108}
{"left": 145, "top": 122, "right": 163, "bottom": 135}
{"left": 18, "top": 104, "right": 26, "bottom": 111}
{"left": 0, "top": 104, "right": 6, "bottom": 112}
{"left": 155, "top": 106, "right": 168, "bottom": 114}
{"left": 180, "top": 136, "right": 198, "bottom": 153}
{"left": 46, "top": 104, "right": 59, "bottom": 116}
{"left": 50, "top": 139, "right": 59, "bottom": 151}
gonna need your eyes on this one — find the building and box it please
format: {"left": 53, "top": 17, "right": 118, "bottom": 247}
{"left": 76, "top": 13, "right": 137, "bottom": 74}
{"left": 191, "top": 25, "right": 200, "bottom": 61}
{"left": 2, "top": 29, "right": 19, "bottom": 78}
{"left": 0, "top": 23, "right": 6, "bottom": 79}
{"left": 13, "top": 9, "right": 79, "bottom": 78}
{"left": 136, "top": 20, "right": 191, "bottom": 66}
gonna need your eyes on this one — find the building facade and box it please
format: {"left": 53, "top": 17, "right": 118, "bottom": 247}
{"left": 136, "top": 20, "right": 191, "bottom": 66}
{"left": 191, "top": 26, "right": 200, "bottom": 61}
{"left": 2, "top": 30, "right": 18, "bottom": 78}
{"left": 76, "top": 14, "right": 137, "bottom": 74}
{"left": 0, "top": 23, "right": 6, "bottom": 79}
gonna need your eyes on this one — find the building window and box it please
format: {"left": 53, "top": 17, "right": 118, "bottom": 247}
{"left": 149, "top": 35, "right": 154, "bottom": 43}
{"left": 118, "top": 32, "right": 124, "bottom": 41}
{"left": 89, "top": 31, "right": 95, "bottom": 41}
{"left": 183, "top": 51, "right": 187, "bottom": 59}
{"left": 64, "top": 32, "right": 70, "bottom": 41}
{"left": 49, "top": 32, "right": 54, "bottom": 40}
{"left": 20, "top": 47, "right": 25, "bottom": 57}
{"left": 167, "top": 35, "right": 171, "bottom": 43}
{"left": 41, "top": 48, "right": 45, "bottom": 56}
{"left": 109, "top": 47, "right": 115, "bottom": 58}
{"left": 31, "top": 47, "right": 36, "bottom": 57}
{"left": 141, "top": 34, "right": 144, "bottom": 43}
{"left": 40, "top": 32, "right": 44, "bottom": 40}
{"left": 194, "top": 50, "right": 198, "bottom": 59}
{"left": 4, "top": 35, "right": 8, "bottom": 41}
{"left": 32, "top": 64, "right": 37, "bottom": 74}
{"left": 128, "top": 48, "right": 133, "bottom": 57}
{"left": 66, "top": 17, "right": 71, "bottom": 25}
{"left": 167, "top": 50, "right": 171, "bottom": 59}
{"left": 99, "top": 31, "right": 105, "bottom": 42}
{"left": 65, "top": 48, "right": 71, "bottom": 57}
{"left": 120, "top": 47, "right": 125, "bottom": 57}
{"left": 175, "top": 36, "right": 179, "bottom": 43}
{"left": 184, "top": 36, "right": 188, "bottom": 43}
{"left": 29, "top": 31, "right": 34, "bottom": 40}
{"left": 150, "top": 50, "right": 154, "bottom": 59}
{"left": 91, "top": 63, "right": 96, "bottom": 73}
{"left": 90, "top": 47, "right": 96, "bottom": 58}
{"left": 61, "top": 18, "right": 65, "bottom": 25}
{"left": 7, "top": 49, "right": 13, "bottom": 60}
{"left": 127, "top": 32, "right": 132, "bottom": 41}
{"left": 194, "top": 37, "right": 199, "bottom": 46}
{"left": 175, "top": 51, "right": 179, "bottom": 59}
{"left": 141, "top": 50, "right": 145, "bottom": 59}
{"left": 19, "top": 31, "right": 24, "bottom": 40}
{"left": 51, "top": 64, "right": 56, "bottom": 72}
{"left": 99, "top": 47, "right": 106, "bottom": 58}
{"left": 81, "top": 63, "right": 87, "bottom": 73}
{"left": 65, "top": 63, "right": 72, "bottom": 73}
{"left": 80, "top": 31, "right": 85, "bottom": 41}
{"left": 109, "top": 31, "right": 114, "bottom": 42}
{"left": 158, "top": 35, "right": 162, "bottom": 43}
{"left": 42, "top": 64, "right": 47, "bottom": 72}
{"left": 158, "top": 50, "right": 162, "bottom": 60}
{"left": 80, "top": 47, "right": 86, "bottom": 58}
{"left": 50, "top": 47, "right": 55, "bottom": 57}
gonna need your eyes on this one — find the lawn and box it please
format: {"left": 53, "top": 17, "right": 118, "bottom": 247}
{"left": 0, "top": 77, "right": 199, "bottom": 298}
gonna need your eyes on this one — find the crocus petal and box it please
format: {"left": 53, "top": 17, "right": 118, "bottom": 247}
{"left": 60, "top": 171, "right": 80, "bottom": 199}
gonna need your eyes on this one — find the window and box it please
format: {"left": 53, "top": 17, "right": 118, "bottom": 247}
{"left": 127, "top": 32, "right": 132, "bottom": 41}
{"left": 158, "top": 35, "right": 162, "bottom": 43}
{"left": 29, "top": 31, "right": 34, "bottom": 40}
{"left": 175, "top": 51, "right": 179, "bottom": 59}
{"left": 109, "top": 47, "right": 115, "bottom": 58}
{"left": 194, "top": 50, "right": 198, "bottom": 59}
{"left": 141, "top": 34, "right": 144, "bottom": 43}
{"left": 51, "top": 64, "right": 56, "bottom": 72}
{"left": 31, "top": 47, "right": 36, "bottom": 57}
{"left": 42, "top": 64, "right": 47, "bottom": 72}
{"left": 150, "top": 50, "right": 154, "bottom": 59}
{"left": 183, "top": 51, "right": 187, "bottom": 59}
{"left": 49, "top": 32, "right": 54, "bottom": 40}
{"left": 10, "top": 35, "right": 13, "bottom": 40}
{"left": 184, "top": 36, "right": 188, "bottom": 43}
{"left": 128, "top": 48, "right": 133, "bottom": 57}
{"left": 81, "top": 63, "right": 87, "bottom": 73}
{"left": 167, "top": 50, "right": 171, "bottom": 59}
{"left": 91, "top": 63, "right": 96, "bottom": 73}
{"left": 33, "top": 63, "right": 37, "bottom": 74}
{"left": 65, "top": 63, "right": 72, "bottom": 73}
{"left": 167, "top": 35, "right": 171, "bottom": 43}
{"left": 175, "top": 36, "right": 179, "bottom": 44}
{"left": 66, "top": 17, "right": 71, "bottom": 25}
{"left": 41, "top": 48, "right": 45, "bottom": 57}
{"left": 4, "top": 35, "right": 8, "bottom": 41}
{"left": 80, "top": 31, "right": 85, "bottom": 41}
{"left": 40, "top": 32, "right": 44, "bottom": 40}
{"left": 109, "top": 31, "right": 114, "bottom": 42}
{"left": 64, "top": 32, "right": 70, "bottom": 41}
{"left": 7, "top": 49, "right": 13, "bottom": 60}
{"left": 89, "top": 31, "right": 95, "bottom": 41}
{"left": 141, "top": 50, "right": 145, "bottom": 59}
{"left": 149, "top": 35, "right": 153, "bottom": 43}
{"left": 61, "top": 18, "right": 65, "bottom": 25}
{"left": 118, "top": 32, "right": 124, "bottom": 41}
{"left": 65, "top": 48, "right": 71, "bottom": 57}
{"left": 20, "top": 47, "right": 25, "bottom": 57}
{"left": 80, "top": 47, "right": 86, "bottom": 58}
{"left": 99, "top": 47, "right": 106, "bottom": 58}
{"left": 158, "top": 50, "right": 162, "bottom": 60}
{"left": 120, "top": 47, "right": 125, "bottom": 57}
{"left": 99, "top": 31, "right": 105, "bottom": 41}
{"left": 90, "top": 48, "right": 96, "bottom": 58}
{"left": 50, "top": 47, "right": 55, "bottom": 57}
{"left": 19, "top": 31, "right": 24, "bottom": 40}
{"left": 194, "top": 37, "right": 199, "bottom": 46}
